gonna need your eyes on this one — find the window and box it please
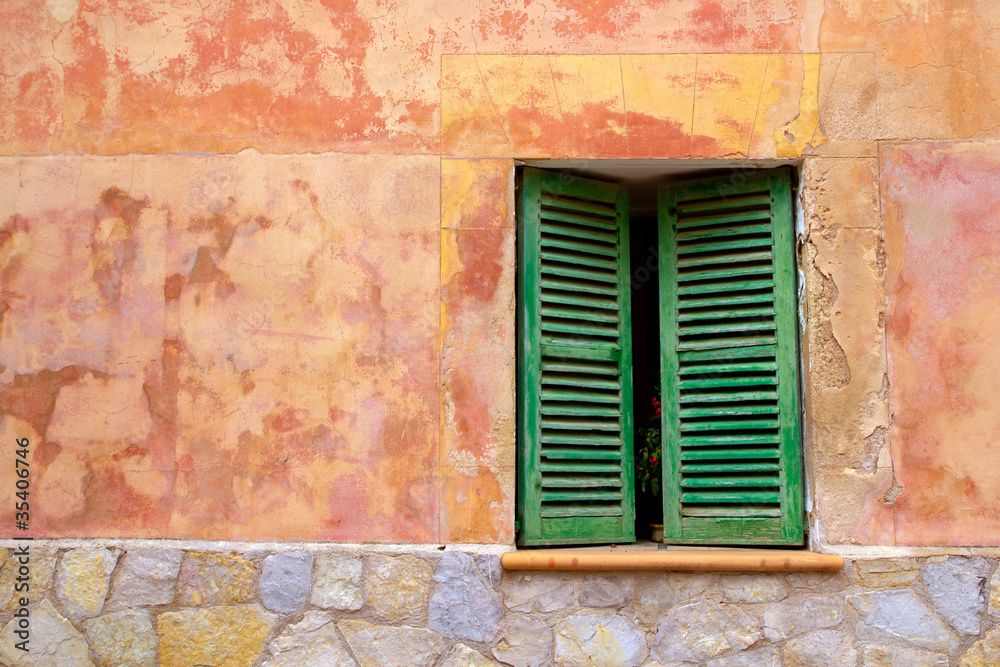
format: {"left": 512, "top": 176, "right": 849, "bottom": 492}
{"left": 515, "top": 166, "right": 803, "bottom": 547}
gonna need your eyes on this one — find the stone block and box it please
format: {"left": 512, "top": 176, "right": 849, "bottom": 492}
{"left": 107, "top": 548, "right": 183, "bottom": 610}
{"left": 708, "top": 646, "right": 782, "bottom": 667}
{"left": 628, "top": 572, "right": 713, "bottom": 628}
{"left": 863, "top": 643, "right": 949, "bottom": 667}
{"left": 157, "top": 604, "right": 277, "bottom": 667}
{"left": 440, "top": 644, "right": 501, "bottom": 667}
{"left": 787, "top": 569, "right": 849, "bottom": 593}
{"left": 261, "top": 611, "right": 357, "bottom": 667}
{"left": 989, "top": 564, "right": 1000, "bottom": 617}
{"left": 429, "top": 551, "right": 503, "bottom": 642}
{"left": 0, "top": 546, "right": 57, "bottom": 611}
{"left": 177, "top": 551, "right": 256, "bottom": 606}
{"left": 580, "top": 574, "right": 632, "bottom": 608}
{"left": 55, "top": 547, "right": 119, "bottom": 621}
{"left": 260, "top": 552, "right": 313, "bottom": 614}
{"left": 311, "top": 553, "right": 363, "bottom": 611}
{"left": 0, "top": 599, "right": 94, "bottom": 666}
{"left": 554, "top": 613, "right": 647, "bottom": 667}
{"left": 365, "top": 554, "right": 432, "bottom": 623}
{"left": 338, "top": 619, "right": 447, "bottom": 667}
{"left": 921, "top": 557, "right": 988, "bottom": 634}
{"left": 783, "top": 629, "right": 857, "bottom": 667}
{"left": 719, "top": 574, "right": 789, "bottom": 604}
{"left": 83, "top": 609, "right": 158, "bottom": 667}
{"left": 854, "top": 559, "right": 919, "bottom": 587}
{"left": 851, "top": 589, "right": 959, "bottom": 653}
{"left": 651, "top": 602, "right": 760, "bottom": 663}
{"left": 503, "top": 572, "right": 574, "bottom": 613}
{"left": 475, "top": 554, "right": 502, "bottom": 589}
{"left": 960, "top": 624, "right": 1000, "bottom": 667}
{"left": 764, "top": 595, "right": 845, "bottom": 640}
{"left": 492, "top": 616, "right": 553, "bottom": 667}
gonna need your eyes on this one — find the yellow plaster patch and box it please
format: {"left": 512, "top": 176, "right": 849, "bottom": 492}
{"left": 621, "top": 55, "right": 696, "bottom": 157}
{"left": 774, "top": 54, "right": 826, "bottom": 157}
{"left": 692, "top": 55, "right": 770, "bottom": 158}
{"left": 549, "top": 54, "right": 625, "bottom": 116}
{"left": 441, "top": 56, "right": 512, "bottom": 156}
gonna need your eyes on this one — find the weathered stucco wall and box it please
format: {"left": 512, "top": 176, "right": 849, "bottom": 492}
{"left": 2, "top": 0, "right": 1000, "bottom": 547}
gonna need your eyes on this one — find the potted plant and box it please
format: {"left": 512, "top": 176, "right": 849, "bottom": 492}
{"left": 635, "top": 394, "right": 664, "bottom": 541}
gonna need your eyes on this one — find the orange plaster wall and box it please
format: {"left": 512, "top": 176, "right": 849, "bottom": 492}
{"left": 1, "top": 0, "right": 1000, "bottom": 545}
{"left": 880, "top": 143, "right": 1000, "bottom": 546}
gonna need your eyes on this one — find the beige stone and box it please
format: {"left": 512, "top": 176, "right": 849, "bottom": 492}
{"left": 0, "top": 547, "right": 57, "bottom": 611}
{"left": 865, "top": 644, "right": 949, "bottom": 667}
{"left": 365, "top": 554, "right": 432, "bottom": 623}
{"left": 55, "top": 547, "right": 119, "bottom": 620}
{"left": 311, "top": 553, "right": 363, "bottom": 611}
{"left": 262, "top": 612, "right": 357, "bottom": 667}
{"left": 157, "top": 604, "right": 277, "bottom": 667}
{"left": 83, "top": 609, "right": 158, "bottom": 667}
{"left": 854, "top": 559, "right": 919, "bottom": 588}
{"left": 960, "top": 624, "right": 1000, "bottom": 667}
{"left": 0, "top": 599, "right": 94, "bottom": 666}
{"left": 989, "top": 564, "right": 1000, "bottom": 617}
{"left": 338, "top": 619, "right": 447, "bottom": 667}
{"left": 176, "top": 551, "right": 256, "bottom": 606}
{"left": 440, "top": 644, "right": 502, "bottom": 667}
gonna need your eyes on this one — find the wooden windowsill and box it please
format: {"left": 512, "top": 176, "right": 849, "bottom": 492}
{"left": 501, "top": 546, "right": 843, "bottom": 572}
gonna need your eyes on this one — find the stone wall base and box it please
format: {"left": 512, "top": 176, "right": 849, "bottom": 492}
{"left": 0, "top": 542, "right": 997, "bottom": 666}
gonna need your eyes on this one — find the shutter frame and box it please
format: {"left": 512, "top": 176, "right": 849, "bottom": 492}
{"left": 658, "top": 168, "right": 803, "bottom": 546}
{"left": 517, "top": 168, "right": 635, "bottom": 546}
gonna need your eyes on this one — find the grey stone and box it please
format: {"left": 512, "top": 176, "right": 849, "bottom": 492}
{"left": 863, "top": 643, "right": 949, "bottom": 667}
{"left": 921, "top": 557, "right": 988, "bottom": 634}
{"left": 260, "top": 552, "right": 314, "bottom": 614}
{"left": 54, "top": 547, "right": 119, "bottom": 621}
{"left": 503, "top": 572, "right": 574, "bottom": 613}
{"left": 783, "top": 629, "right": 857, "bottom": 667}
{"left": 82, "top": 609, "right": 157, "bottom": 667}
{"left": 764, "top": 595, "right": 844, "bottom": 640}
{"left": 554, "top": 613, "right": 647, "bottom": 667}
{"left": 476, "top": 554, "right": 502, "bottom": 589}
{"left": 708, "top": 646, "right": 781, "bottom": 667}
{"left": 429, "top": 552, "right": 503, "bottom": 642}
{"left": 492, "top": 616, "right": 553, "bottom": 667}
{"left": 440, "top": 643, "right": 502, "bottom": 667}
{"left": 851, "top": 589, "right": 959, "bottom": 653}
{"left": 651, "top": 602, "right": 760, "bottom": 663}
{"left": 338, "top": 619, "right": 447, "bottom": 667}
{"left": 719, "top": 574, "right": 789, "bottom": 604}
{"left": 0, "top": 599, "right": 95, "bottom": 666}
{"left": 107, "top": 548, "right": 183, "bottom": 610}
{"left": 580, "top": 574, "right": 631, "bottom": 608}
{"left": 311, "top": 554, "right": 363, "bottom": 611}
{"left": 365, "top": 554, "right": 432, "bottom": 623}
{"left": 262, "top": 611, "right": 357, "bottom": 667}
{"left": 628, "top": 572, "right": 713, "bottom": 628}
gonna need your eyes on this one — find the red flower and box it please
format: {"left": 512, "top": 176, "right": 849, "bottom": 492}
{"left": 655, "top": 407, "right": 661, "bottom": 417}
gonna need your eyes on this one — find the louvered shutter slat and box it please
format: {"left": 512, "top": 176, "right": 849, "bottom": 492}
{"left": 659, "top": 169, "right": 803, "bottom": 546}
{"left": 518, "top": 168, "right": 635, "bottom": 546}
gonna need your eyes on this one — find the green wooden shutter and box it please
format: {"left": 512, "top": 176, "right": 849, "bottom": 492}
{"left": 658, "top": 168, "right": 803, "bottom": 545}
{"left": 517, "top": 168, "right": 635, "bottom": 546}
